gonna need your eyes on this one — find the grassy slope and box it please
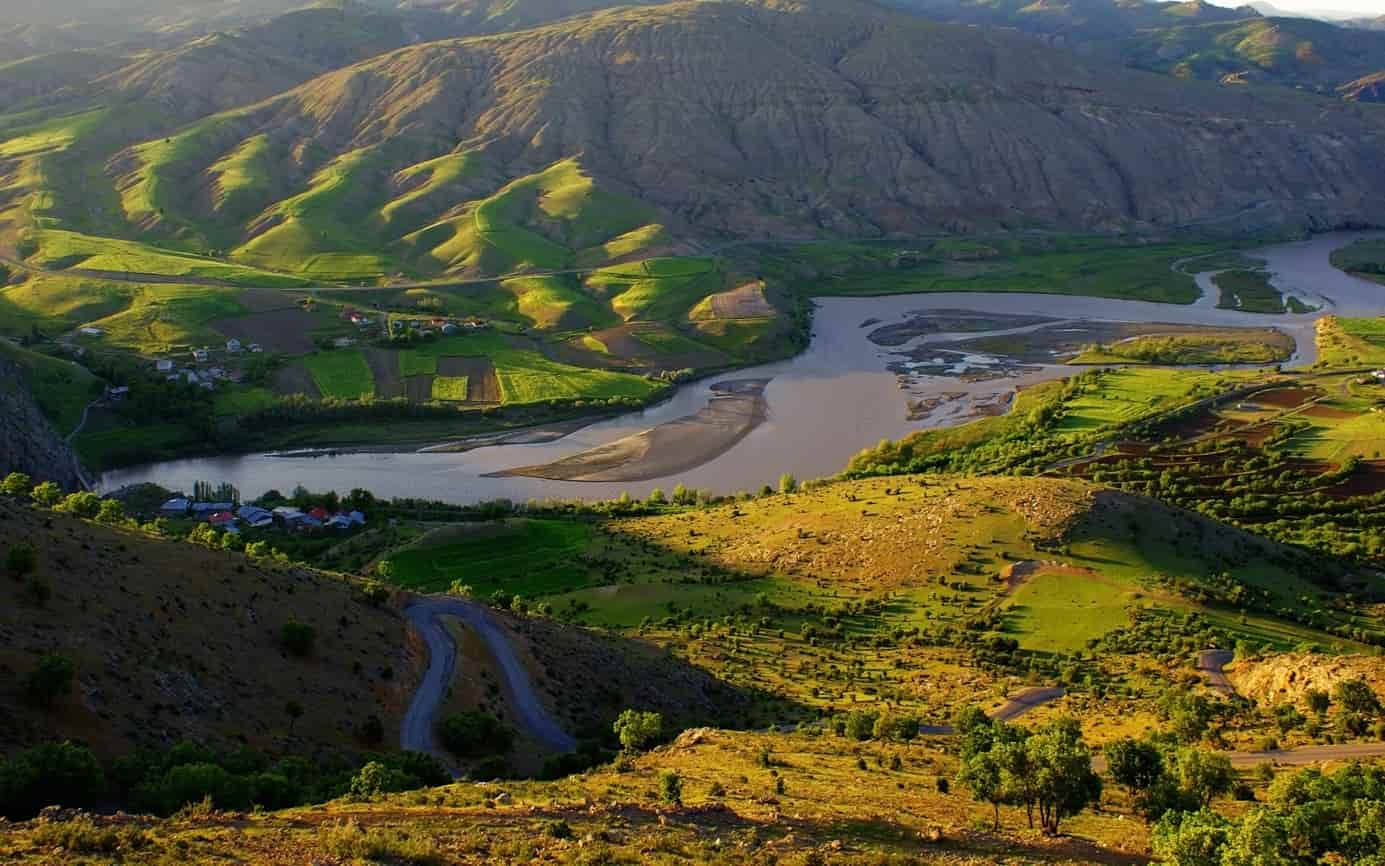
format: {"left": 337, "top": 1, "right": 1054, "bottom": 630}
{"left": 0, "top": 339, "right": 103, "bottom": 431}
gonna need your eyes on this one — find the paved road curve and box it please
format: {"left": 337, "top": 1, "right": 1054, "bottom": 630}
{"left": 401, "top": 597, "right": 577, "bottom": 771}
{"left": 917, "top": 686, "right": 1069, "bottom": 734}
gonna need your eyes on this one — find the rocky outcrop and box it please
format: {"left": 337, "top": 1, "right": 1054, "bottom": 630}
{"left": 0, "top": 358, "right": 83, "bottom": 490}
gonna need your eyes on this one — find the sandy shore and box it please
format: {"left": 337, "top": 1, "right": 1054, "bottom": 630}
{"left": 486, "top": 379, "right": 771, "bottom": 483}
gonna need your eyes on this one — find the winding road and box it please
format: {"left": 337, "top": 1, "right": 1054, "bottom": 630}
{"left": 401, "top": 596, "right": 576, "bottom": 772}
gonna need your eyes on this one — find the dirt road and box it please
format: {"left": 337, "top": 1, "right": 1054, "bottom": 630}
{"left": 917, "top": 686, "right": 1068, "bottom": 734}
{"left": 401, "top": 597, "right": 576, "bottom": 772}
{"left": 1197, "top": 649, "right": 1237, "bottom": 697}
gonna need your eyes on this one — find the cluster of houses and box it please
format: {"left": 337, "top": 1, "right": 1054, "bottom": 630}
{"left": 159, "top": 497, "right": 366, "bottom": 534}
{"left": 388, "top": 315, "right": 488, "bottom": 339}
{"left": 149, "top": 341, "right": 264, "bottom": 387}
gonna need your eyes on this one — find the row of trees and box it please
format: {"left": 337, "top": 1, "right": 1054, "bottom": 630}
{"left": 954, "top": 708, "right": 1102, "bottom": 836}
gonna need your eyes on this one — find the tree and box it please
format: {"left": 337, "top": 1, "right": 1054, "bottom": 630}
{"left": 30, "top": 481, "right": 62, "bottom": 507}
{"left": 280, "top": 621, "right": 316, "bottom": 657}
{"left": 778, "top": 473, "right": 798, "bottom": 494}
{"left": 1106, "top": 737, "right": 1165, "bottom": 819}
{"left": 348, "top": 761, "right": 410, "bottom": 800}
{"left": 1175, "top": 748, "right": 1235, "bottom": 808}
{"left": 437, "top": 711, "right": 514, "bottom": 758}
{"left": 0, "top": 741, "right": 105, "bottom": 819}
{"left": 96, "top": 499, "right": 125, "bottom": 525}
{"left": 1151, "top": 809, "right": 1231, "bottom": 866}
{"left": 647, "top": 488, "right": 666, "bottom": 505}
{"left": 958, "top": 749, "right": 1004, "bottom": 830}
{"left": 1026, "top": 717, "right": 1102, "bottom": 835}
{"left": 613, "top": 709, "right": 663, "bottom": 752}
{"left": 285, "top": 701, "right": 304, "bottom": 734}
{"left": 1333, "top": 679, "right": 1381, "bottom": 716}
{"left": 1219, "top": 808, "right": 1296, "bottom": 866}
{"left": 55, "top": 492, "right": 101, "bottom": 518}
{"left": 5, "top": 543, "right": 37, "bottom": 578}
{"left": 1, "top": 472, "right": 32, "bottom": 496}
{"left": 659, "top": 771, "right": 682, "bottom": 805}
{"left": 22, "top": 654, "right": 76, "bottom": 710}
{"left": 1305, "top": 688, "right": 1331, "bottom": 717}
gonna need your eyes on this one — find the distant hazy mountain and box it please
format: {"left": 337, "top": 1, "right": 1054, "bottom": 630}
{"left": 888, "top": 0, "right": 1385, "bottom": 96}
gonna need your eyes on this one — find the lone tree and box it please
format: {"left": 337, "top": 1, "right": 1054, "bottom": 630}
{"left": 280, "top": 621, "right": 317, "bottom": 657}
{"left": 614, "top": 709, "right": 664, "bottom": 752}
{"left": 23, "top": 654, "right": 76, "bottom": 710}
{"left": 1028, "top": 717, "right": 1102, "bottom": 836}
{"left": 285, "top": 700, "right": 304, "bottom": 734}
{"left": 1106, "top": 737, "right": 1166, "bottom": 820}
{"left": 1175, "top": 747, "right": 1235, "bottom": 809}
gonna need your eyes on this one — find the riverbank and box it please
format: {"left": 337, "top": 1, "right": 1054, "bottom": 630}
{"left": 486, "top": 379, "right": 771, "bottom": 483}
{"left": 99, "top": 231, "right": 1385, "bottom": 506}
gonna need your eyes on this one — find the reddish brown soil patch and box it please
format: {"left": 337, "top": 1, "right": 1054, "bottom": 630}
{"left": 366, "top": 348, "right": 404, "bottom": 399}
{"left": 1252, "top": 387, "right": 1320, "bottom": 409}
{"left": 437, "top": 356, "right": 500, "bottom": 403}
{"left": 213, "top": 309, "right": 319, "bottom": 354}
{"left": 1326, "top": 463, "right": 1385, "bottom": 496}
{"left": 272, "top": 363, "right": 320, "bottom": 398}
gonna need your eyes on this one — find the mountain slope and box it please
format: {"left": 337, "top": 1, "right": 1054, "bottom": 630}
{"left": 890, "top": 0, "right": 1385, "bottom": 96}
{"left": 99, "top": 0, "right": 1385, "bottom": 281}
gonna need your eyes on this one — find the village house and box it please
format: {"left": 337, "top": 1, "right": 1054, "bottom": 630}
{"left": 159, "top": 497, "right": 191, "bottom": 517}
{"left": 226, "top": 338, "right": 243, "bottom": 353}
{"left": 236, "top": 505, "right": 274, "bottom": 528}
{"left": 78, "top": 327, "right": 104, "bottom": 337}
{"left": 155, "top": 359, "right": 174, "bottom": 373}
{"left": 191, "top": 348, "right": 209, "bottom": 363}
{"left": 249, "top": 343, "right": 264, "bottom": 353}
{"left": 192, "top": 501, "right": 236, "bottom": 520}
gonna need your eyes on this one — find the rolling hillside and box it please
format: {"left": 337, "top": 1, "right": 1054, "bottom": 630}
{"left": 4, "top": 0, "right": 1376, "bottom": 288}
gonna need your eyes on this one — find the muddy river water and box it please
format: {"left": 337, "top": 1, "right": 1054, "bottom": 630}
{"left": 101, "top": 232, "right": 1385, "bottom": 504}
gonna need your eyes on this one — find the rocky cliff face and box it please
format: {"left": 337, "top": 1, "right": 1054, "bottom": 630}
{"left": 0, "top": 359, "right": 84, "bottom": 490}
{"left": 121, "top": 0, "right": 1385, "bottom": 248}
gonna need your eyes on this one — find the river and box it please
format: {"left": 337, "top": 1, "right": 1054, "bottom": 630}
{"left": 101, "top": 231, "right": 1385, "bottom": 504}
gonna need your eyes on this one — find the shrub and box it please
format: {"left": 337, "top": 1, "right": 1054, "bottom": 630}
{"left": 437, "top": 712, "right": 514, "bottom": 759}
{"left": 659, "top": 771, "right": 682, "bottom": 805}
{"left": 96, "top": 499, "right": 125, "bottom": 525}
{"left": 613, "top": 709, "right": 664, "bottom": 752}
{"left": 6, "top": 543, "right": 37, "bottom": 577}
{"left": 348, "top": 762, "right": 413, "bottom": 800}
{"left": 321, "top": 819, "right": 441, "bottom": 865}
{"left": 1, "top": 472, "right": 32, "bottom": 496}
{"left": 55, "top": 492, "right": 101, "bottom": 518}
{"left": 0, "top": 741, "right": 106, "bottom": 818}
{"left": 31, "top": 482, "right": 63, "bottom": 507}
{"left": 24, "top": 574, "right": 51, "bottom": 606}
{"left": 543, "top": 819, "right": 573, "bottom": 839}
{"left": 280, "top": 621, "right": 316, "bottom": 657}
{"left": 23, "top": 654, "right": 75, "bottom": 709}
{"left": 30, "top": 816, "right": 147, "bottom": 854}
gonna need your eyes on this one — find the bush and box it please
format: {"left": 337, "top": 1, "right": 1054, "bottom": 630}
{"left": 542, "top": 819, "right": 573, "bottom": 839}
{"left": 613, "top": 709, "right": 664, "bottom": 752}
{"left": 348, "top": 762, "right": 413, "bottom": 800}
{"left": 31, "top": 481, "right": 63, "bottom": 507}
{"left": 659, "top": 771, "right": 683, "bottom": 805}
{"left": 321, "top": 819, "right": 441, "bottom": 865}
{"left": 5, "top": 543, "right": 36, "bottom": 577}
{"left": 54, "top": 492, "right": 101, "bottom": 518}
{"left": 437, "top": 712, "right": 514, "bottom": 759}
{"left": 0, "top": 742, "right": 106, "bottom": 818}
{"left": 23, "top": 654, "right": 75, "bottom": 709}
{"left": 30, "top": 816, "right": 147, "bottom": 854}
{"left": 1, "top": 472, "right": 33, "bottom": 496}
{"left": 280, "top": 621, "right": 316, "bottom": 657}
{"left": 96, "top": 499, "right": 125, "bottom": 525}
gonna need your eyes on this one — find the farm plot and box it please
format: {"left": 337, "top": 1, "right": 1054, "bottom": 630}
{"left": 271, "top": 363, "right": 321, "bottom": 399}
{"left": 438, "top": 356, "right": 500, "bottom": 403}
{"left": 365, "top": 348, "right": 405, "bottom": 399}
{"left": 212, "top": 308, "right": 320, "bottom": 355}
{"left": 302, "top": 350, "right": 373, "bottom": 400}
